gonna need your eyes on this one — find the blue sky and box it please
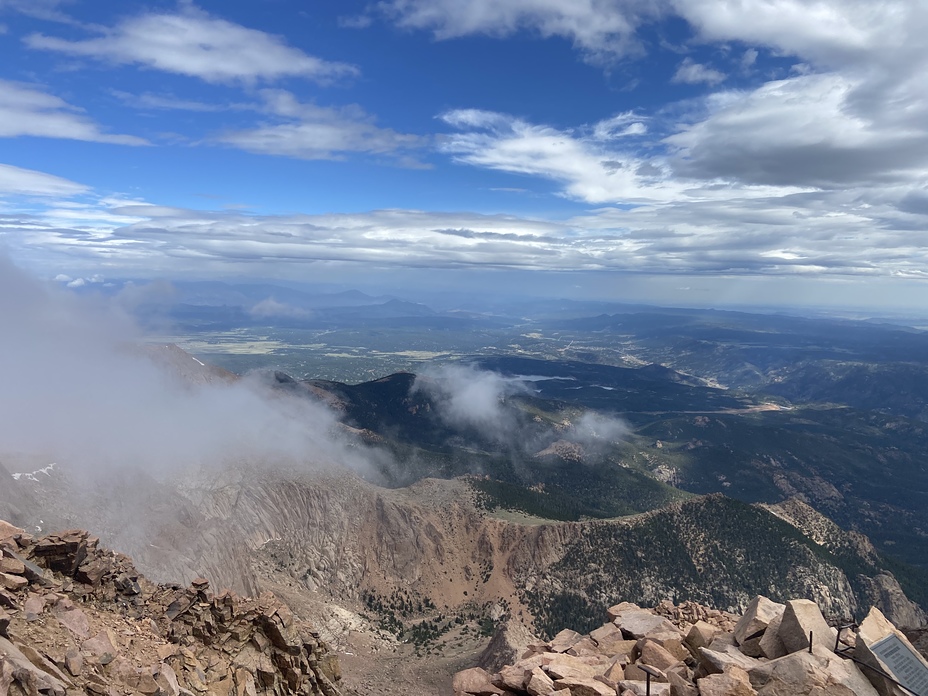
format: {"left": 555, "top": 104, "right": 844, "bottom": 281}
{"left": 2, "top": 0, "right": 928, "bottom": 310}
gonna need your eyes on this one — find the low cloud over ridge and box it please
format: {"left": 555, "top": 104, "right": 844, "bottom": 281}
{"left": 0, "top": 255, "right": 375, "bottom": 477}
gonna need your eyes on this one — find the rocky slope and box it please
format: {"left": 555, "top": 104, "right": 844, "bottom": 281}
{"left": 454, "top": 595, "right": 927, "bottom": 696}
{"left": 4, "top": 459, "right": 926, "bottom": 694}
{"left": 0, "top": 520, "right": 342, "bottom": 696}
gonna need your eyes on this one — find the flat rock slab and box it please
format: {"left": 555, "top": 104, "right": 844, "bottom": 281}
{"left": 699, "top": 666, "right": 757, "bottom": 696}
{"left": 553, "top": 676, "right": 616, "bottom": 696}
{"left": 548, "top": 629, "right": 583, "bottom": 653}
{"left": 698, "top": 644, "right": 761, "bottom": 675}
{"left": 749, "top": 646, "right": 879, "bottom": 696}
{"left": 614, "top": 610, "right": 680, "bottom": 641}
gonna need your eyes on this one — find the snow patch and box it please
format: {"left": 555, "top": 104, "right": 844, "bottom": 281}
{"left": 11, "top": 461, "right": 56, "bottom": 482}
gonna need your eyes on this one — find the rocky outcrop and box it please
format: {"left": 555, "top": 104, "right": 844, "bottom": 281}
{"left": 0, "top": 521, "right": 341, "bottom": 696}
{"left": 453, "top": 595, "right": 927, "bottom": 696}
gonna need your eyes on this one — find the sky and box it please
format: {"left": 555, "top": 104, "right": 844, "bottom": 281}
{"left": 2, "top": 0, "right": 928, "bottom": 310}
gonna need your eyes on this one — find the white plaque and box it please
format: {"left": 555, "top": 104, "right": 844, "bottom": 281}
{"left": 871, "top": 633, "right": 928, "bottom": 695}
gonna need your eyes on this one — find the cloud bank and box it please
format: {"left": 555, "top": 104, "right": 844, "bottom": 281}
{"left": 0, "top": 255, "right": 376, "bottom": 477}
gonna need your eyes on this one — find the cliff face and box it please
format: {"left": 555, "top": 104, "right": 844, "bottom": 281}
{"left": 108, "top": 471, "right": 924, "bottom": 641}
{"left": 0, "top": 521, "right": 341, "bottom": 696}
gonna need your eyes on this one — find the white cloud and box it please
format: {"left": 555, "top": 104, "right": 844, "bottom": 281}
{"left": 0, "top": 0, "right": 81, "bottom": 25}
{"left": 592, "top": 112, "right": 647, "bottom": 140}
{"left": 0, "top": 163, "right": 89, "bottom": 197}
{"left": 412, "top": 364, "right": 529, "bottom": 440}
{"left": 379, "top": 0, "right": 656, "bottom": 62}
{"left": 672, "top": 57, "right": 726, "bottom": 86}
{"left": 216, "top": 90, "right": 425, "bottom": 162}
{"left": 25, "top": 6, "right": 358, "bottom": 85}
{"left": 439, "top": 109, "right": 687, "bottom": 204}
{"left": 672, "top": 0, "right": 913, "bottom": 70}
{"left": 0, "top": 80, "right": 146, "bottom": 145}
{"left": 0, "top": 254, "right": 383, "bottom": 479}
{"left": 7, "top": 190, "right": 928, "bottom": 282}
{"left": 665, "top": 73, "right": 928, "bottom": 188}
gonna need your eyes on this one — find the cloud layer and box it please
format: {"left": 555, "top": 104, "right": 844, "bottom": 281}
{"left": 2, "top": 188, "right": 928, "bottom": 282}
{"left": 3, "top": 0, "right": 928, "bottom": 295}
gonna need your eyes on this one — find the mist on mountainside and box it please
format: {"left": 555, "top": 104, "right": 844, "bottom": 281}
{"left": 0, "top": 255, "right": 386, "bottom": 484}
{"left": 412, "top": 363, "right": 631, "bottom": 457}
{"left": 412, "top": 363, "right": 530, "bottom": 441}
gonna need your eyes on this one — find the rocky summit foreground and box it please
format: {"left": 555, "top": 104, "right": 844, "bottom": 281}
{"left": 456, "top": 596, "right": 928, "bottom": 695}
{"left": 0, "top": 520, "right": 342, "bottom": 696}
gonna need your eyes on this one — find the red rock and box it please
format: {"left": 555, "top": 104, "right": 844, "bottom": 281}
{"left": 23, "top": 593, "right": 45, "bottom": 621}
{"left": 0, "top": 557, "right": 25, "bottom": 575}
{"left": 453, "top": 667, "right": 505, "bottom": 695}
{"left": 0, "top": 572, "right": 27, "bottom": 591}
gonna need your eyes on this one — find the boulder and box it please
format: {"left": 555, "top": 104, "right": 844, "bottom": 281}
{"left": 602, "top": 657, "right": 624, "bottom": 684}
{"left": 453, "top": 667, "right": 506, "bottom": 696}
{"left": 614, "top": 610, "right": 680, "bottom": 641}
{"left": 607, "top": 602, "right": 642, "bottom": 621}
{"left": 545, "top": 655, "right": 599, "bottom": 681}
{"left": 553, "top": 675, "right": 617, "bottom": 696}
{"left": 590, "top": 622, "right": 623, "bottom": 647}
{"left": 638, "top": 639, "right": 684, "bottom": 672}
{"left": 526, "top": 667, "right": 556, "bottom": 696}
{"left": 0, "top": 637, "right": 68, "bottom": 696}
{"left": 758, "top": 612, "right": 787, "bottom": 660}
{"left": 734, "top": 596, "right": 785, "bottom": 658}
{"left": 0, "top": 520, "right": 24, "bottom": 543}
{"left": 548, "top": 628, "right": 583, "bottom": 653}
{"left": 685, "top": 621, "right": 722, "bottom": 652}
{"left": 855, "top": 606, "right": 928, "bottom": 696}
{"left": 749, "top": 646, "right": 879, "bottom": 695}
{"left": 23, "top": 593, "right": 45, "bottom": 621}
{"left": 0, "top": 572, "right": 27, "bottom": 591}
{"left": 777, "top": 599, "right": 834, "bottom": 653}
{"left": 667, "top": 670, "right": 697, "bottom": 696}
{"left": 0, "top": 557, "right": 25, "bottom": 576}
{"left": 497, "top": 664, "right": 529, "bottom": 691}
{"left": 697, "top": 644, "right": 761, "bottom": 675}
{"left": 698, "top": 666, "right": 757, "bottom": 696}
{"left": 619, "top": 680, "right": 670, "bottom": 696}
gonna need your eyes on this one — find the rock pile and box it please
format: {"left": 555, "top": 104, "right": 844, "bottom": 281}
{"left": 0, "top": 520, "right": 341, "bottom": 696}
{"left": 454, "top": 595, "right": 928, "bottom": 695}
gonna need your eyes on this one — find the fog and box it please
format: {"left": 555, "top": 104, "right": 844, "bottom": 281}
{"left": 413, "top": 363, "right": 630, "bottom": 461}
{"left": 0, "top": 255, "right": 374, "bottom": 479}
{"left": 569, "top": 412, "right": 631, "bottom": 452}
{"left": 411, "top": 363, "right": 530, "bottom": 442}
